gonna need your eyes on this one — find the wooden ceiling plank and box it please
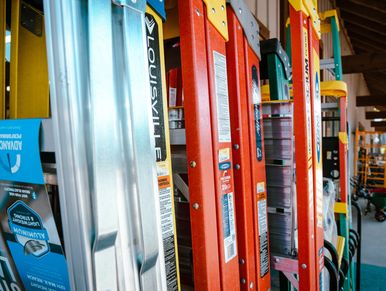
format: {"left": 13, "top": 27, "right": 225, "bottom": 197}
{"left": 366, "top": 111, "right": 386, "bottom": 120}
{"left": 371, "top": 121, "right": 386, "bottom": 127}
{"left": 357, "top": 95, "right": 386, "bottom": 107}
{"left": 343, "top": 53, "right": 386, "bottom": 74}
{"left": 337, "top": 0, "right": 386, "bottom": 25}
{"left": 339, "top": 10, "right": 386, "bottom": 36}
{"left": 348, "top": 0, "right": 386, "bottom": 13}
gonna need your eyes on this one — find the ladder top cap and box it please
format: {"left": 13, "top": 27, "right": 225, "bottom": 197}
{"left": 320, "top": 9, "right": 340, "bottom": 33}
{"left": 320, "top": 80, "right": 347, "bottom": 97}
{"left": 288, "top": 0, "right": 321, "bottom": 38}
{"left": 203, "top": 0, "right": 229, "bottom": 41}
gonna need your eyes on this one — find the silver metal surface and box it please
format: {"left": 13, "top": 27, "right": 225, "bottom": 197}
{"left": 44, "top": 0, "right": 166, "bottom": 290}
{"left": 227, "top": 0, "right": 260, "bottom": 59}
{"left": 40, "top": 119, "right": 55, "bottom": 152}
{"left": 173, "top": 174, "right": 189, "bottom": 201}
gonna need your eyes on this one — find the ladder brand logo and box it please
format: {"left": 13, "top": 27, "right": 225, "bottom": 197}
{"left": 145, "top": 13, "right": 166, "bottom": 162}
{"left": 145, "top": 16, "right": 156, "bottom": 34}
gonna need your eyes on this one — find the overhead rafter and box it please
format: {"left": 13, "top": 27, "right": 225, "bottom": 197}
{"left": 365, "top": 111, "right": 386, "bottom": 120}
{"left": 357, "top": 95, "right": 386, "bottom": 107}
{"left": 351, "top": 38, "right": 386, "bottom": 53}
{"left": 336, "top": 0, "right": 386, "bottom": 25}
{"left": 371, "top": 121, "right": 386, "bottom": 128}
{"left": 343, "top": 53, "right": 386, "bottom": 74}
{"left": 345, "top": 22, "right": 386, "bottom": 40}
{"left": 339, "top": 11, "right": 386, "bottom": 37}
{"left": 349, "top": 32, "right": 386, "bottom": 50}
{"left": 348, "top": 0, "right": 386, "bottom": 13}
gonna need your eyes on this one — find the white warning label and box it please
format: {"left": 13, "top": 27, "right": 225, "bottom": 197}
{"left": 213, "top": 51, "right": 231, "bottom": 143}
{"left": 222, "top": 192, "right": 237, "bottom": 263}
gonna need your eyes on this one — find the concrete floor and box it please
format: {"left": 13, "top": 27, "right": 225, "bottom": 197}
{"left": 352, "top": 199, "right": 386, "bottom": 267}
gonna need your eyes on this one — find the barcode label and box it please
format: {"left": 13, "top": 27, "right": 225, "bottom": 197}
{"left": 213, "top": 51, "right": 231, "bottom": 143}
{"left": 222, "top": 193, "right": 237, "bottom": 262}
{"left": 258, "top": 199, "right": 269, "bottom": 277}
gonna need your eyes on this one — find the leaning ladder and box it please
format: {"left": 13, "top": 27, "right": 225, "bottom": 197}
{"left": 44, "top": 1, "right": 167, "bottom": 290}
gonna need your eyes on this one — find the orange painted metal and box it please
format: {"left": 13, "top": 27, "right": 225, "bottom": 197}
{"left": 179, "top": 0, "right": 240, "bottom": 290}
{"left": 289, "top": 5, "right": 317, "bottom": 290}
{"left": 226, "top": 8, "right": 271, "bottom": 291}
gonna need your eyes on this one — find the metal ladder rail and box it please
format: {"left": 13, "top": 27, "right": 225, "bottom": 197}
{"left": 44, "top": 0, "right": 166, "bottom": 290}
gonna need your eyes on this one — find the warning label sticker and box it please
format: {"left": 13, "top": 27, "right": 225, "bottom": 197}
{"left": 219, "top": 147, "right": 230, "bottom": 163}
{"left": 222, "top": 193, "right": 237, "bottom": 263}
{"left": 252, "top": 65, "right": 263, "bottom": 161}
{"left": 258, "top": 199, "right": 269, "bottom": 277}
{"left": 213, "top": 51, "right": 232, "bottom": 143}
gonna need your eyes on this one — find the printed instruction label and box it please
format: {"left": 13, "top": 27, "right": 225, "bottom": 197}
{"left": 146, "top": 11, "right": 178, "bottom": 291}
{"left": 213, "top": 51, "right": 231, "bottom": 143}
{"left": 252, "top": 65, "right": 263, "bottom": 161}
{"left": 222, "top": 193, "right": 237, "bottom": 263}
{"left": 258, "top": 198, "right": 269, "bottom": 277}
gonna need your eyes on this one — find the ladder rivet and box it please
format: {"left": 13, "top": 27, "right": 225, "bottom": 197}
{"left": 221, "top": 5, "right": 225, "bottom": 10}
{"left": 239, "top": 8, "right": 242, "bottom": 14}
{"left": 249, "top": 282, "right": 254, "bottom": 289}
{"left": 235, "top": 164, "right": 241, "bottom": 170}
{"left": 241, "top": 278, "right": 246, "bottom": 284}
{"left": 222, "top": 21, "right": 226, "bottom": 26}
{"left": 301, "top": 264, "right": 307, "bottom": 269}
{"left": 233, "top": 144, "right": 240, "bottom": 150}
{"left": 192, "top": 203, "right": 199, "bottom": 210}
{"left": 190, "top": 161, "right": 197, "bottom": 168}
{"left": 239, "top": 258, "right": 245, "bottom": 264}
{"left": 195, "top": 8, "right": 201, "bottom": 16}
{"left": 212, "top": 7, "right": 216, "bottom": 13}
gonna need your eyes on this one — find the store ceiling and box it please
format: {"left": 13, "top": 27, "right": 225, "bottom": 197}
{"left": 335, "top": 0, "right": 386, "bottom": 129}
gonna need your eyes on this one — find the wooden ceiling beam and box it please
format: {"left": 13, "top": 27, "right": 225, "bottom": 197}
{"left": 357, "top": 95, "right": 386, "bottom": 107}
{"left": 351, "top": 38, "right": 385, "bottom": 53}
{"left": 344, "top": 21, "right": 386, "bottom": 38}
{"left": 348, "top": 0, "right": 386, "bottom": 12}
{"left": 364, "top": 75, "right": 386, "bottom": 94}
{"left": 337, "top": 0, "right": 386, "bottom": 25}
{"left": 371, "top": 121, "right": 386, "bottom": 128}
{"left": 343, "top": 53, "right": 386, "bottom": 74}
{"left": 339, "top": 11, "right": 386, "bottom": 36}
{"left": 366, "top": 111, "right": 386, "bottom": 120}
{"left": 347, "top": 30, "right": 386, "bottom": 48}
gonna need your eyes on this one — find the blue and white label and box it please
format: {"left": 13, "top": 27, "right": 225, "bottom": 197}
{"left": 222, "top": 193, "right": 237, "bottom": 263}
{"left": 0, "top": 119, "right": 70, "bottom": 291}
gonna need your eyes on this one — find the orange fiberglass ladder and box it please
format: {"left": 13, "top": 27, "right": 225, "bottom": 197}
{"left": 179, "top": 0, "right": 240, "bottom": 290}
{"left": 226, "top": 0, "right": 271, "bottom": 290}
{"left": 271, "top": 1, "right": 325, "bottom": 290}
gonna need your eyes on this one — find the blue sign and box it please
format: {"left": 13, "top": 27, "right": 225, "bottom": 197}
{"left": 0, "top": 119, "right": 70, "bottom": 291}
{"left": 147, "top": 0, "right": 166, "bottom": 20}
